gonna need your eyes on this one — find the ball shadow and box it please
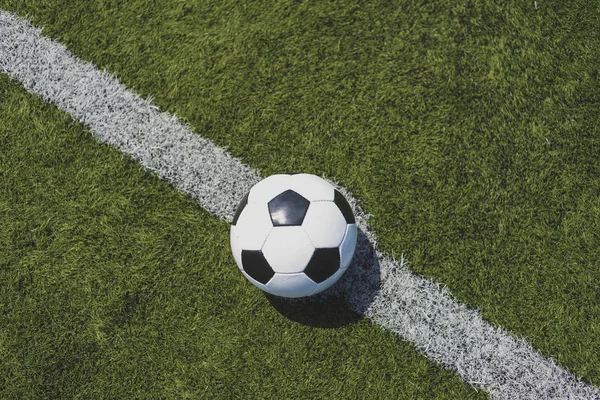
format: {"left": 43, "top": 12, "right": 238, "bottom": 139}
{"left": 265, "top": 292, "right": 362, "bottom": 328}
{"left": 264, "top": 228, "right": 381, "bottom": 328}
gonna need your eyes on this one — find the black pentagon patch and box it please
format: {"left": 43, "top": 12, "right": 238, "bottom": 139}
{"left": 304, "top": 248, "right": 340, "bottom": 283}
{"left": 268, "top": 190, "right": 310, "bottom": 226}
{"left": 241, "top": 250, "right": 274, "bottom": 284}
{"left": 334, "top": 190, "right": 355, "bottom": 224}
{"left": 232, "top": 191, "right": 249, "bottom": 226}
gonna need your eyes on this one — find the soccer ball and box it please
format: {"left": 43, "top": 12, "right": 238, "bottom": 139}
{"left": 230, "top": 174, "right": 358, "bottom": 298}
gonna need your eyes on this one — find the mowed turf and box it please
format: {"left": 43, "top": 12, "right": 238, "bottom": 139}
{"left": 1, "top": 0, "right": 600, "bottom": 393}
{"left": 0, "top": 75, "right": 487, "bottom": 398}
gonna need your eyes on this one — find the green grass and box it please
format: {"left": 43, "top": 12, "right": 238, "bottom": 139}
{"left": 1, "top": 0, "right": 600, "bottom": 395}
{"left": 0, "top": 74, "right": 485, "bottom": 398}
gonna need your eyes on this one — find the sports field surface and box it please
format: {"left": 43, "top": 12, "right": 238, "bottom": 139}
{"left": 1, "top": 1, "right": 599, "bottom": 399}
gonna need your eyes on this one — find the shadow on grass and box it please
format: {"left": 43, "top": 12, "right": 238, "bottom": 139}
{"left": 265, "top": 293, "right": 362, "bottom": 328}
{"left": 265, "top": 228, "right": 381, "bottom": 328}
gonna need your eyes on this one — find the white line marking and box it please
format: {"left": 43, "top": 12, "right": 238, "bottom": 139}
{"left": 1, "top": 10, "right": 598, "bottom": 400}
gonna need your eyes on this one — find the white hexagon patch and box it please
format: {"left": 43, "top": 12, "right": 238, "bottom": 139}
{"left": 340, "top": 224, "right": 358, "bottom": 270}
{"left": 265, "top": 272, "right": 319, "bottom": 298}
{"left": 232, "top": 202, "right": 273, "bottom": 250}
{"left": 262, "top": 226, "right": 315, "bottom": 273}
{"left": 302, "top": 201, "right": 347, "bottom": 248}
{"left": 289, "top": 173, "right": 335, "bottom": 202}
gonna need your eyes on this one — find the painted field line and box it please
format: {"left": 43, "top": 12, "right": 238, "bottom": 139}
{"left": 1, "top": 10, "right": 598, "bottom": 400}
